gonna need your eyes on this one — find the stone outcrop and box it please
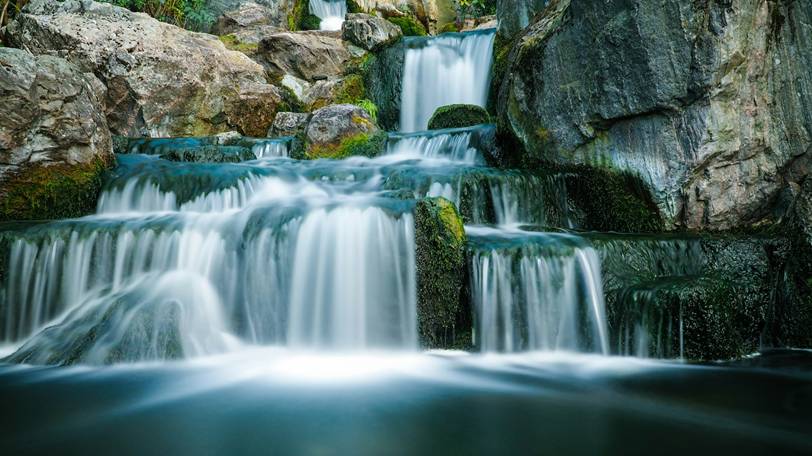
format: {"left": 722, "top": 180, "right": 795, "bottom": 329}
{"left": 0, "top": 48, "right": 114, "bottom": 221}
{"left": 354, "top": 0, "right": 456, "bottom": 34}
{"left": 6, "top": 0, "right": 284, "bottom": 137}
{"left": 257, "top": 31, "right": 352, "bottom": 82}
{"left": 212, "top": 1, "right": 285, "bottom": 35}
{"left": 497, "top": 0, "right": 812, "bottom": 231}
{"left": 304, "top": 104, "right": 384, "bottom": 159}
{"left": 342, "top": 13, "right": 402, "bottom": 51}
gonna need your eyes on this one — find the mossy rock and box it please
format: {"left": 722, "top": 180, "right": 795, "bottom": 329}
{"left": 218, "top": 34, "right": 259, "bottom": 54}
{"left": 387, "top": 16, "right": 428, "bottom": 36}
{"left": 428, "top": 104, "right": 491, "bottom": 130}
{"left": 0, "top": 157, "right": 113, "bottom": 221}
{"left": 414, "top": 197, "right": 470, "bottom": 349}
{"left": 288, "top": 0, "right": 321, "bottom": 31}
{"left": 305, "top": 130, "right": 387, "bottom": 160}
{"left": 564, "top": 165, "right": 663, "bottom": 233}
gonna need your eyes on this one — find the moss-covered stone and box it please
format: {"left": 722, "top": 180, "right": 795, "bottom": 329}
{"left": 414, "top": 197, "right": 470, "bottom": 349}
{"left": 0, "top": 157, "right": 114, "bottom": 221}
{"left": 218, "top": 34, "right": 259, "bottom": 54}
{"left": 387, "top": 16, "right": 428, "bottom": 36}
{"left": 428, "top": 104, "right": 491, "bottom": 130}
{"left": 305, "top": 130, "right": 387, "bottom": 160}
{"left": 288, "top": 0, "right": 320, "bottom": 31}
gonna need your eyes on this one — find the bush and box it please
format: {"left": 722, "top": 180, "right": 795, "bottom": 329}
{"left": 387, "top": 16, "right": 427, "bottom": 37}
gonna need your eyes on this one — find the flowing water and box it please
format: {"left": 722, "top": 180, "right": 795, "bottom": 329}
{"left": 400, "top": 30, "right": 496, "bottom": 132}
{"left": 309, "top": 0, "right": 347, "bottom": 31}
{"left": 1, "top": 27, "right": 809, "bottom": 455}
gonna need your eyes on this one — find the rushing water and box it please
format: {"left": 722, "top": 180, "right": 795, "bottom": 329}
{"left": 309, "top": 0, "right": 347, "bottom": 31}
{"left": 400, "top": 30, "right": 496, "bottom": 132}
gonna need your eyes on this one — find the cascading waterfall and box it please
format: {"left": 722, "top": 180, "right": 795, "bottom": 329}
{"left": 467, "top": 228, "right": 609, "bottom": 353}
{"left": 309, "top": 0, "right": 347, "bottom": 31}
{"left": 386, "top": 126, "right": 488, "bottom": 164}
{"left": 400, "top": 30, "right": 496, "bottom": 132}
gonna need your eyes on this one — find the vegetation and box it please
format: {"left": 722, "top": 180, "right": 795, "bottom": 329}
{"left": 218, "top": 34, "right": 258, "bottom": 54}
{"left": 458, "top": 0, "right": 497, "bottom": 17}
{"left": 428, "top": 104, "right": 491, "bottom": 130}
{"left": 306, "top": 131, "right": 387, "bottom": 160}
{"left": 0, "top": 0, "right": 27, "bottom": 28}
{"left": 387, "top": 16, "right": 427, "bottom": 37}
{"left": 288, "top": 0, "right": 320, "bottom": 31}
{"left": 99, "top": 0, "right": 215, "bottom": 31}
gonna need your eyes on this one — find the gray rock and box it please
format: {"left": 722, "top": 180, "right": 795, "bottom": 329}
{"left": 497, "top": 0, "right": 812, "bottom": 231}
{"left": 0, "top": 47, "right": 114, "bottom": 220}
{"left": 257, "top": 31, "right": 352, "bottom": 82}
{"left": 212, "top": 1, "right": 281, "bottom": 35}
{"left": 6, "top": 0, "right": 284, "bottom": 137}
{"left": 304, "top": 104, "right": 382, "bottom": 158}
{"left": 496, "top": 0, "right": 547, "bottom": 39}
{"left": 269, "top": 112, "right": 310, "bottom": 137}
{"left": 342, "top": 13, "right": 402, "bottom": 51}
{"left": 206, "top": 0, "right": 292, "bottom": 30}
{"left": 354, "top": 0, "right": 456, "bottom": 34}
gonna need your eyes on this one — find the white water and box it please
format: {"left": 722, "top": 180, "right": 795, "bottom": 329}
{"left": 309, "top": 0, "right": 347, "bottom": 31}
{"left": 400, "top": 30, "right": 496, "bottom": 132}
{"left": 386, "top": 128, "right": 486, "bottom": 164}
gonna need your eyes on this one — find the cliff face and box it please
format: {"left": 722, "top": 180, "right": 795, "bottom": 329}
{"left": 497, "top": 0, "right": 811, "bottom": 231}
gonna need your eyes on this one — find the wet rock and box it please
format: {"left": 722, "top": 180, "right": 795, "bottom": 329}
{"left": 6, "top": 0, "right": 283, "bottom": 137}
{"left": 414, "top": 197, "right": 469, "bottom": 349}
{"left": 496, "top": 0, "right": 547, "bottom": 39}
{"left": 497, "top": 0, "right": 812, "bottom": 231}
{"left": 0, "top": 48, "right": 114, "bottom": 221}
{"left": 269, "top": 112, "right": 311, "bottom": 137}
{"left": 342, "top": 13, "right": 402, "bottom": 52}
{"left": 363, "top": 41, "right": 405, "bottom": 131}
{"left": 257, "top": 31, "right": 352, "bottom": 82}
{"left": 428, "top": 104, "right": 491, "bottom": 130}
{"left": 304, "top": 104, "right": 383, "bottom": 159}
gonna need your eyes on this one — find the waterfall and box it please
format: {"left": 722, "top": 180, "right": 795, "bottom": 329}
{"left": 467, "top": 229, "right": 609, "bottom": 354}
{"left": 386, "top": 126, "right": 490, "bottom": 164}
{"left": 400, "top": 30, "right": 496, "bottom": 132}
{"left": 309, "top": 0, "right": 347, "bottom": 31}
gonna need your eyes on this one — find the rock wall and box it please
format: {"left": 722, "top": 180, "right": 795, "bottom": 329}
{"left": 6, "top": 0, "right": 284, "bottom": 137}
{"left": 497, "top": 0, "right": 812, "bottom": 231}
{"left": 0, "top": 48, "right": 114, "bottom": 220}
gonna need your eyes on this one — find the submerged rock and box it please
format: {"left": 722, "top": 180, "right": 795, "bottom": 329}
{"left": 257, "top": 31, "right": 352, "bottom": 82}
{"left": 304, "top": 104, "right": 384, "bottom": 159}
{"left": 414, "top": 197, "right": 469, "bottom": 349}
{"left": 5, "top": 0, "right": 284, "bottom": 137}
{"left": 342, "top": 13, "right": 402, "bottom": 51}
{"left": 428, "top": 104, "right": 491, "bottom": 130}
{"left": 0, "top": 48, "right": 114, "bottom": 221}
{"left": 497, "top": 0, "right": 812, "bottom": 231}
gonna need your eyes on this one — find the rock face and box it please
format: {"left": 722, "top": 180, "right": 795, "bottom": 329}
{"left": 342, "top": 13, "right": 402, "bottom": 51}
{"left": 497, "top": 0, "right": 812, "bottom": 231}
{"left": 207, "top": 0, "right": 292, "bottom": 30}
{"left": 212, "top": 1, "right": 284, "bottom": 34}
{"left": 414, "top": 197, "right": 469, "bottom": 349}
{"left": 304, "top": 104, "right": 383, "bottom": 159}
{"left": 0, "top": 48, "right": 114, "bottom": 221}
{"left": 6, "top": 0, "right": 284, "bottom": 137}
{"left": 269, "top": 111, "right": 310, "bottom": 137}
{"left": 354, "top": 0, "right": 456, "bottom": 34}
{"left": 257, "top": 31, "right": 352, "bottom": 83}
{"left": 496, "top": 0, "right": 547, "bottom": 39}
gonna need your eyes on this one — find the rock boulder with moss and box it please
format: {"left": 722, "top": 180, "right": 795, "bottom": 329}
{"left": 414, "top": 197, "right": 470, "bottom": 349}
{"left": 428, "top": 104, "right": 491, "bottom": 130}
{"left": 257, "top": 31, "right": 352, "bottom": 83}
{"left": 0, "top": 48, "right": 114, "bottom": 221}
{"left": 6, "top": 0, "right": 283, "bottom": 138}
{"left": 304, "top": 104, "right": 384, "bottom": 159}
{"left": 342, "top": 13, "right": 402, "bottom": 51}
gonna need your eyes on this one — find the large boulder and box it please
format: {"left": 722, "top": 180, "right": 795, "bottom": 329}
{"left": 0, "top": 48, "right": 114, "bottom": 221}
{"left": 428, "top": 104, "right": 491, "bottom": 130}
{"left": 342, "top": 13, "right": 402, "bottom": 52}
{"left": 211, "top": 1, "right": 284, "bottom": 34}
{"left": 353, "top": 0, "right": 456, "bottom": 34}
{"left": 497, "top": 0, "right": 812, "bottom": 231}
{"left": 269, "top": 112, "right": 311, "bottom": 137}
{"left": 6, "top": 0, "right": 284, "bottom": 137}
{"left": 257, "top": 31, "right": 352, "bottom": 83}
{"left": 304, "top": 104, "right": 384, "bottom": 159}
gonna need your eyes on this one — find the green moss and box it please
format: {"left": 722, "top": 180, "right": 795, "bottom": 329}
{"left": 428, "top": 104, "right": 491, "bottom": 130}
{"left": 288, "top": 0, "right": 320, "bottom": 31}
{"left": 354, "top": 99, "right": 379, "bottom": 124}
{"left": 306, "top": 130, "right": 387, "bottom": 160}
{"left": 347, "top": 0, "right": 363, "bottom": 13}
{"left": 414, "top": 197, "right": 469, "bottom": 349}
{"left": 387, "top": 17, "right": 427, "bottom": 36}
{"left": 1, "top": 157, "right": 114, "bottom": 221}
{"left": 562, "top": 165, "right": 663, "bottom": 233}
{"left": 218, "top": 34, "right": 259, "bottom": 54}
{"left": 439, "top": 22, "right": 461, "bottom": 34}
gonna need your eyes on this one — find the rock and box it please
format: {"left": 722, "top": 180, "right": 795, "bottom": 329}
{"left": 302, "top": 74, "right": 366, "bottom": 110}
{"left": 496, "top": 0, "right": 547, "bottom": 40}
{"left": 497, "top": 0, "right": 812, "bottom": 231}
{"left": 257, "top": 31, "right": 352, "bottom": 82}
{"left": 414, "top": 197, "right": 468, "bottom": 349}
{"left": 212, "top": 1, "right": 281, "bottom": 35}
{"left": 6, "top": 0, "right": 284, "bottom": 137}
{"left": 304, "top": 104, "right": 384, "bottom": 159}
{"left": 363, "top": 41, "right": 405, "bottom": 131}
{"left": 0, "top": 48, "right": 114, "bottom": 221}
{"left": 428, "top": 104, "right": 491, "bottom": 130}
{"left": 269, "top": 112, "right": 310, "bottom": 137}
{"left": 342, "top": 13, "right": 402, "bottom": 51}
{"left": 354, "top": 0, "right": 456, "bottom": 34}
{"left": 280, "top": 74, "right": 312, "bottom": 100}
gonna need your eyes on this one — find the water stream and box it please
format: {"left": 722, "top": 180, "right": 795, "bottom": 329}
{"left": 309, "top": 0, "right": 347, "bottom": 31}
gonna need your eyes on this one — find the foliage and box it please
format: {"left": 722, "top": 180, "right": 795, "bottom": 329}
{"left": 354, "top": 99, "right": 378, "bottom": 124}
{"left": 0, "top": 0, "right": 28, "bottom": 28}
{"left": 387, "top": 16, "right": 427, "bottom": 37}
{"left": 98, "top": 0, "right": 214, "bottom": 31}
{"left": 289, "top": 0, "right": 320, "bottom": 31}
{"left": 458, "top": 0, "right": 496, "bottom": 17}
